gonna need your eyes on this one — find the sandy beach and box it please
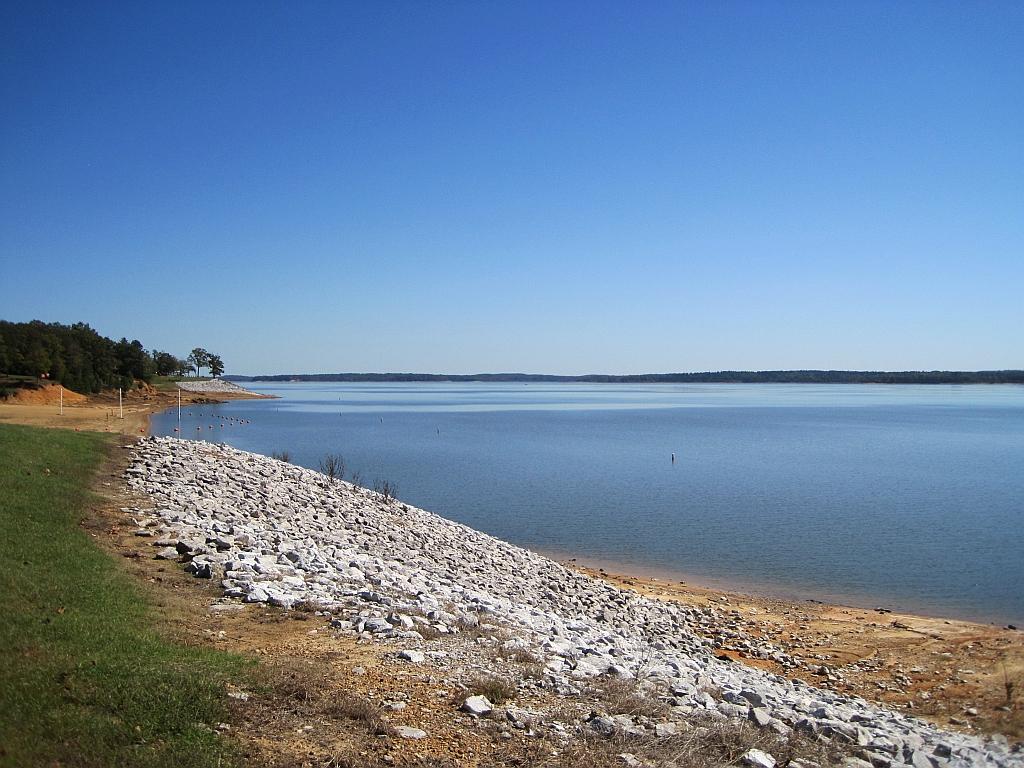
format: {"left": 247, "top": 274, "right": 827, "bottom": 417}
{"left": 0, "top": 380, "right": 271, "bottom": 435}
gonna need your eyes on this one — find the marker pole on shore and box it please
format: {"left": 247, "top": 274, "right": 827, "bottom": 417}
{"left": 59, "top": 386, "right": 63, "bottom": 415}
{"left": 119, "top": 388, "right": 123, "bottom": 419}
{"left": 177, "top": 387, "right": 181, "bottom": 426}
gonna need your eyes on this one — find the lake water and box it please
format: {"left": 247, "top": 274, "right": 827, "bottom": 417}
{"left": 151, "top": 382, "right": 1024, "bottom": 625}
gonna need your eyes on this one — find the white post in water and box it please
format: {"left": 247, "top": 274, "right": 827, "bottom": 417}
{"left": 177, "top": 387, "right": 181, "bottom": 426}
{"left": 119, "top": 387, "right": 123, "bottom": 419}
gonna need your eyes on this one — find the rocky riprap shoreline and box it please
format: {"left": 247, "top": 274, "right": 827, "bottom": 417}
{"left": 124, "top": 437, "right": 1022, "bottom": 768}
{"left": 176, "top": 379, "right": 256, "bottom": 394}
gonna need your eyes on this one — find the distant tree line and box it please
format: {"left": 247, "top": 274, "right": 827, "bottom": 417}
{"left": 229, "top": 369, "right": 1024, "bottom": 385}
{"left": 0, "top": 320, "right": 225, "bottom": 393}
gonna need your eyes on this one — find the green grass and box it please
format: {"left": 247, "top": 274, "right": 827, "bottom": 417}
{"left": 0, "top": 424, "right": 250, "bottom": 768}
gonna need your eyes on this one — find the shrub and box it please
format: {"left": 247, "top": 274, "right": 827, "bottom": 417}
{"left": 319, "top": 453, "right": 345, "bottom": 481}
{"left": 372, "top": 476, "right": 397, "bottom": 502}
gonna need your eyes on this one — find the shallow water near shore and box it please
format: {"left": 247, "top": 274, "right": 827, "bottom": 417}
{"left": 151, "top": 382, "right": 1024, "bottom": 625}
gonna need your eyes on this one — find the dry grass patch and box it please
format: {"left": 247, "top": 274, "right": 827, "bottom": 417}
{"left": 590, "top": 675, "right": 670, "bottom": 719}
{"left": 290, "top": 599, "right": 321, "bottom": 614}
{"left": 454, "top": 614, "right": 499, "bottom": 639}
{"left": 414, "top": 621, "right": 446, "bottom": 640}
{"left": 488, "top": 713, "right": 840, "bottom": 768}
{"left": 324, "top": 693, "right": 394, "bottom": 736}
{"left": 465, "top": 674, "right": 517, "bottom": 705}
{"left": 258, "top": 656, "right": 393, "bottom": 734}
{"left": 510, "top": 647, "right": 540, "bottom": 664}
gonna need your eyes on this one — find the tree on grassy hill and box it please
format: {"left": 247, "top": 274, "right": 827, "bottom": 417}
{"left": 208, "top": 354, "right": 224, "bottom": 378}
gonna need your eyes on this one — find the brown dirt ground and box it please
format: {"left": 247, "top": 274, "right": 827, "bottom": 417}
{"left": 0, "top": 382, "right": 269, "bottom": 436}
{"left": 4, "top": 381, "right": 88, "bottom": 405}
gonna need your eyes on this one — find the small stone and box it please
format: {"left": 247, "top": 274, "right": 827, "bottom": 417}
{"left": 654, "top": 722, "right": 677, "bottom": 737}
{"left": 186, "top": 560, "right": 212, "bottom": 578}
{"left": 739, "top": 689, "right": 765, "bottom": 708}
{"left": 933, "top": 744, "right": 952, "bottom": 758}
{"left": 360, "top": 617, "right": 391, "bottom": 633}
{"left": 749, "top": 707, "right": 772, "bottom": 728}
{"left": 244, "top": 586, "right": 269, "bottom": 603}
{"left": 740, "top": 749, "right": 777, "bottom": 768}
{"left": 906, "top": 750, "right": 934, "bottom": 768}
{"left": 394, "top": 726, "right": 427, "bottom": 739}
{"left": 398, "top": 649, "right": 425, "bottom": 663}
{"left": 462, "top": 695, "right": 493, "bottom": 716}
{"left": 589, "top": 715, "right": 616, "bottom": 736}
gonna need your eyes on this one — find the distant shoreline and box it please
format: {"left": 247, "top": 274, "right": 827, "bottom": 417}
{"left": 226, "top": 369, "right": 1024, "bottom": 385}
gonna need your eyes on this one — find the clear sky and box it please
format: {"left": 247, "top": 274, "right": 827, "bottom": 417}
{"left": 2, "top": 1, "right": 1021, "bottom": 375}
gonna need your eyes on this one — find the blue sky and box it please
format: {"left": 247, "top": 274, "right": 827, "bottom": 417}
{"left": 2, "top": 1, "right": 1021, "bottom": 375}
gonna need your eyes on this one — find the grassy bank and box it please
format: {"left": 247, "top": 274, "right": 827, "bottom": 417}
{"left": 0, "top": 424, "right": 248, "bottom": 768}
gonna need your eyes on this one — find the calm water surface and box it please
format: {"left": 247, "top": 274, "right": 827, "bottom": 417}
{"left": 151, "top": 383, "right": 1024, "bottom": 625}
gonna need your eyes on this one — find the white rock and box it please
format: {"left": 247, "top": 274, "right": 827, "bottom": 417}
{"left": 462, "top": 695, "right": 493, "bottom": 716}
{"left": 393, "top": 726, "right": 427, "bottom": 739}
{"left": 740, "top": 749, "right": 777, "bottom": 768}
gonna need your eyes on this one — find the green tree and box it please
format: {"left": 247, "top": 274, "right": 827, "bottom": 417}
{"left": 115, "top": 338, "right": 153, "bottom": 384}
{"left": 151, "top": 350, "right": 181, "bottom": 377}
{"left": 187, "top": 347, "right": 209, "bottom": 377}
{"left": 25, "top": 341, "right": 50, "bottom": 378}
{"left": 207, "top": 354, "right": 224, "bottom": 378}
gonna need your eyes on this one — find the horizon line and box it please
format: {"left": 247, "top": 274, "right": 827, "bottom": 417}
{"left": 223, "top": 368, "right": 1024, "bottom": 382}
